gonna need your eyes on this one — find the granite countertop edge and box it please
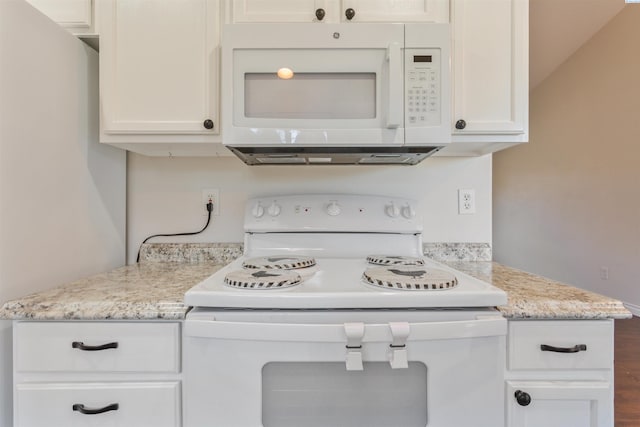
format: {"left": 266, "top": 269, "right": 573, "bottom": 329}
{"left": 0, "top": 251, "right": 632, "bottom": 322}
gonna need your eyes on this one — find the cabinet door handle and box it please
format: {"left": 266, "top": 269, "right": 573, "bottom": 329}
{"left": 72, "top": 341, "right": 119, "bottom": 351}
{"left": 72, "top": 403, "right": 119, "bottom": 415}
{"left": 315, "top": 8, "right": 325, "bottom": 20}
{"left": 514, "top": 390, "right": 531, "bottom": 406}
{"left": 540, "top": 344, "right": 587, "bottom": 353}
{"left": 455, "top": 119, "right": 467, "bottom": 130}
{"left": 203, "top": 119, "right": 214, "bottom": 130}
{"left": 345, "top": 8, "right": 356, "bottom": 20}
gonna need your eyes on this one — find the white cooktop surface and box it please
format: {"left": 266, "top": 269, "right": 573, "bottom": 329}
{"left": 184, "top": 256, "right": 507, "bottom": 309}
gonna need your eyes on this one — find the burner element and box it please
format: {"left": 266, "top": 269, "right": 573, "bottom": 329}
{"left": 242, "top": 255, "right": 316, "bottom": 270}
{"left": 363, "top": 266, "right": 458, "bottom": 291}
{"left": 224, "top": 269, "right": 302, "bottom": 290}
{"left": 366, "top": 255, "right": 425, "bottom": 266}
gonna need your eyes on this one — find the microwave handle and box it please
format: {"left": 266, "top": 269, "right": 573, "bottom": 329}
{"left": 386, "top": 42, "right": 403, "bottom": 129}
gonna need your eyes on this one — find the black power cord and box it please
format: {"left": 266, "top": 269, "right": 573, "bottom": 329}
{"left": 136, "top": 200, "right": 214, "bottom": 263}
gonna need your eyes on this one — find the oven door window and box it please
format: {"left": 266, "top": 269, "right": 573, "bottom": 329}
{"left": 262, "top": 362, "right": 427, "bottom": 427}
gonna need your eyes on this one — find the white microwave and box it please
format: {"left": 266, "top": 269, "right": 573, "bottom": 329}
{"left": 221, "top": 23, "right": 451, "bottom": 165}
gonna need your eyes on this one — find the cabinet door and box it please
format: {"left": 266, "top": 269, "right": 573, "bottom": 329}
{"left": 340, "top": 0, "right": 448, "bottom": 23}
{"left": 229, "top": 0, "right": 448, "bottom": 23}
{"left": 25, "top": 0, "right": 92, "bottom": 31}
{"left": 100, "top": 0, "right": 219, "bottom": 136}
{"left": 451, "top": 0, "right": 528, "bottom": 139}
{"left": 506, "top": 381, "right": 612, "bottom": 427}
{"left": 230, "top": 0, "right": 336, "bottom": 22}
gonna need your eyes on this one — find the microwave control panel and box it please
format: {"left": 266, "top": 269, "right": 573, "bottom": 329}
{"left": 404, "top": 48, "right": 441, "bottom": 128}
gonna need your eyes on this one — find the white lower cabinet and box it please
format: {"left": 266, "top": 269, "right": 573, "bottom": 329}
{"left": 506, "top": 380, "right": 611, "bottom": 427}
{"left": 506, "top": 320, "right": 614, "bottom": 427}
{"left": 13, "top": 321, "right": 182, "bottom": 427}
{"left": 15, "top": 382, "right": 181, "bottom": 427}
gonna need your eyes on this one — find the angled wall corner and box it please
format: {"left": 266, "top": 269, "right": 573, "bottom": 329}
{"left": 494, "top": 5, "right": 640, "bottom": 308}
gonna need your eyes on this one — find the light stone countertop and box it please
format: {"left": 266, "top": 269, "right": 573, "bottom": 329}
{"left": 0, "top": 262, "right": 223, "bottom": 320}
{"left": 0, "top": 245, "right": 632, "bottom": 321}
{"left": 445, "top": 261, "right": 631, "bottom": 320}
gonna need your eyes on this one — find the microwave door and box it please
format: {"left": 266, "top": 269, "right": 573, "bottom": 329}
{"left": 222, "top": 23, "right": 405, "bottom": 147}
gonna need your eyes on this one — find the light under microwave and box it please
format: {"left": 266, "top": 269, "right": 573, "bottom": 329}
{"left": 221, "top": 23, "right": 451, "bottom": 165}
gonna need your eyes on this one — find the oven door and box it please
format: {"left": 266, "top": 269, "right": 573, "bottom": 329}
{"left": 184, "top": 310, "right": 506, "bottom": 427}
{"left": 221, "top": 23, "right": 405, "bottom": 147}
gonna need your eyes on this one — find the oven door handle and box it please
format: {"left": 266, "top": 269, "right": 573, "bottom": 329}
{"left": 184, "top": 316, "right": 506, "bottom": 342}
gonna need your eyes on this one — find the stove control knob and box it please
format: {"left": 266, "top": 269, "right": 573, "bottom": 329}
{"left": 401, "top": 204, "right": 416, "bottom": 219}
{"left": 267, "top": 201, "right": 281, "bottom": 217}
{"left": 252, "top": 202, "right": 265, "bottom": 218}
{"left": 326, "top": 201, "right": 341, "bottom": 216}
{"left": 385, "top": 202, "right": 400, "bottom": 218}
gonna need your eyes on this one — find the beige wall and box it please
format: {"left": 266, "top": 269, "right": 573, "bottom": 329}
{"left": 1, "top": 2, "right": 127, "bottom": 424}
{"left": 493, "top": 5, "right": 640, "bottom": 312}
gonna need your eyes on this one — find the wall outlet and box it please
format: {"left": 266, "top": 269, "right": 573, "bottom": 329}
{"left": 458, "top": 189, "right": 476, "bottom": 214}
{"left": 202, "top": 189, "right": 220, "bottom": 216}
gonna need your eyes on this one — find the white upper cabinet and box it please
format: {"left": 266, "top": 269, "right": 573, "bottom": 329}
{"left": 341, "top": 0, "right": 449, "bottom": 23}
{"left": 439, "top": 0, "right": 528, "bottom": 155}
{"left": 99, "top": 0, "right": 225, "bottom": 156}
{"left": 228, "top": 0, "right": 449, "bottom": 23}
{"left": 96, "top": 0, "right": 527, "bottom": 156}
{"left": 25, "top": 0, "right": 94, "bottom": 34}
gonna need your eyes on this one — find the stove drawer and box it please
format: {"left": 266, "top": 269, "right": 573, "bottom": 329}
{"left": 508, "top": 320, "right": 613, "bottom": 370}
{"left": 14, "top": 322, "right": 180, "bottom": 373}
{"left": 15, "top": 382, "right": 180, "bottom": 427}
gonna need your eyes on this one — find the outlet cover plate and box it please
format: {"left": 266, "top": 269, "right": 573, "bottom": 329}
{"left": 458, "top": 189, "right": 476, "bottom": 215}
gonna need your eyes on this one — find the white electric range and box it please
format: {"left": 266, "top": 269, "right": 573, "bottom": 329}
{"left": 183, "top": 194, "right": 508, "bottom": 427}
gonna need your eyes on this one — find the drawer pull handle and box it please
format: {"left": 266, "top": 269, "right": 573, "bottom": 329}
{"left": 72, "top": 403, "right": 119, "bottom": 415}
{"left": 72, "top": 341, "right": 119, "bottom": 351}
{"left": 540, "top": 344, "right": 587, "bottom": 353}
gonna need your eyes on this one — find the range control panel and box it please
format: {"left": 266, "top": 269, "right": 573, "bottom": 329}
{"left": 244, "top": 194, "right": 423, "bottom": 234}
{"left": 405, "top": 48, "right": 441, "bottom": 128}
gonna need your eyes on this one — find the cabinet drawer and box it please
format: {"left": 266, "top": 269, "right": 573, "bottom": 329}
{"left": 15, "top": 381, "right": 180, "bottom": 427}
{"left": 14, "top": 322, "right": 180, "bottom": 373}
{"left": 508, "top": 320, "right": 613, "bottom": 370}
